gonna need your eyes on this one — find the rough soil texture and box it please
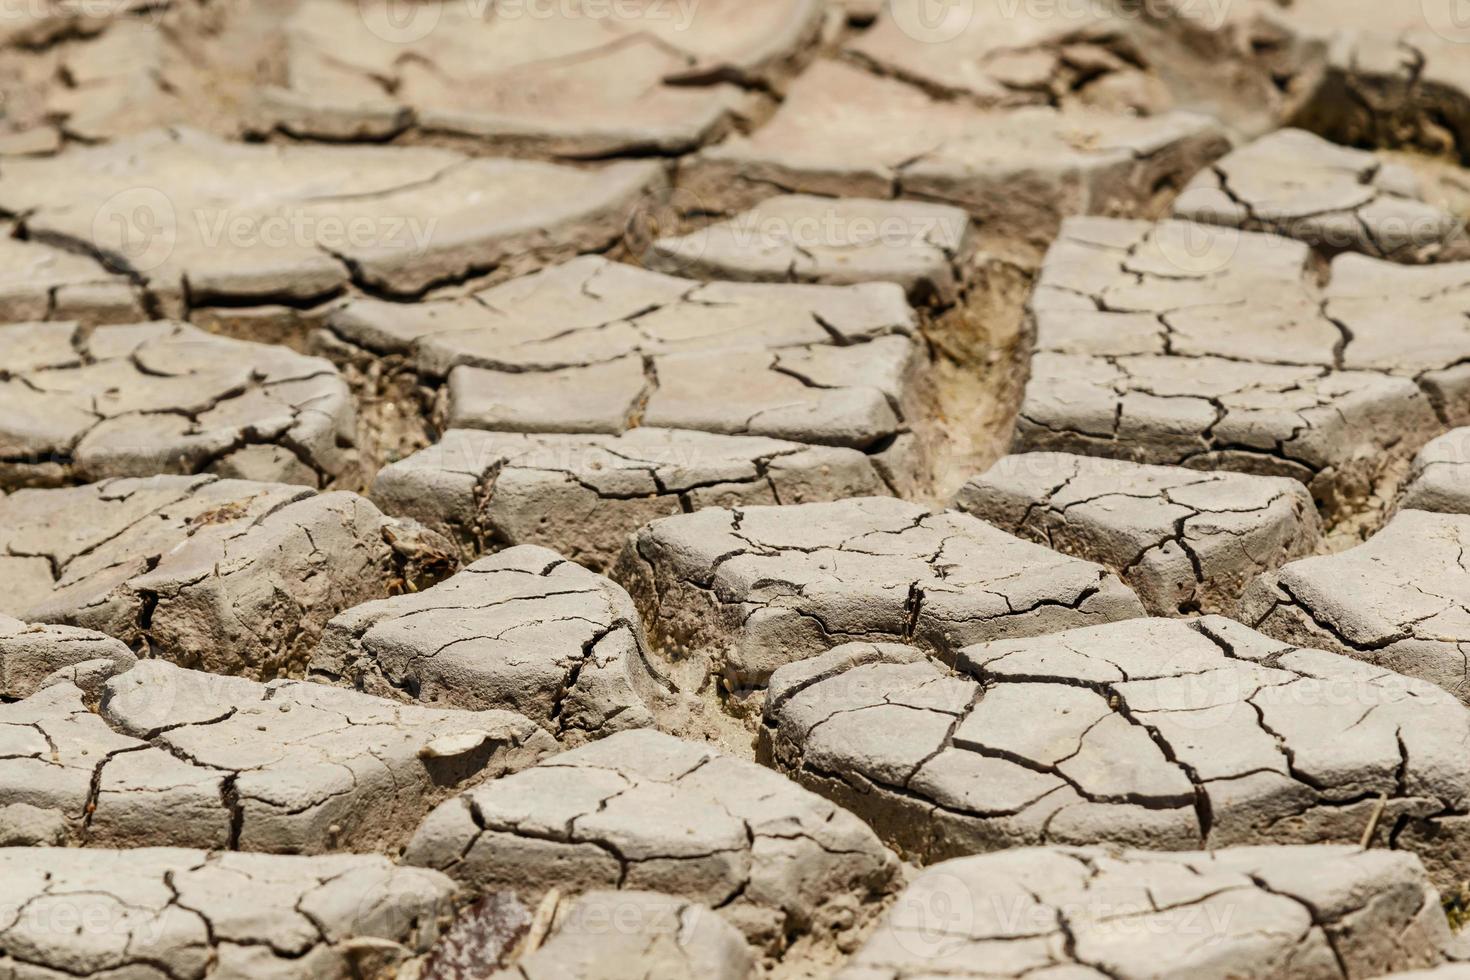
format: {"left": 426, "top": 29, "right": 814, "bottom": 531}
{"left": 761, "top": 617, "right": 1470, "bottom": 890}
{"left": 1, "top": 320, "right": 358, "bottom": 490}
{"left": 9, "top": 2, "right": 1470, "bottom": 978}
{"left": 0, "top": 658, "right": 552, "bottom": 852}
{"left": 0, "top": 476, "right": 453, "bottom": 678}
{"left": 404, "top": 729, "right": 901, "bottom": 963}
{"left": 955, "top": 452, "right": 1321, "bottom": 616}
{"left": 311, "top": 544, "right": 673, "bottom": 744}
{"left": 1173, "top": 128, "right": 1470, "bottom": 262}
{"left": 840, "top": 845, "right": 1456, "bottom": 979}
{"left": 614, "top": 496, "right": 1145, "bottom": 704}
{"left": 0, "top": 846, "right": 459, "bottom": 978}
{"left": 370, "top": 427, "right": 893, "bottom": 570}
{"left": 1015, "top": 216, "right": 1465, "bottom": 521}
{"left": 1243, "top": 508, "right": 1470, "bottom": 706}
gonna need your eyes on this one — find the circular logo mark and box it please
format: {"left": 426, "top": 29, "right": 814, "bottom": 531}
{"left": 887, "top": 0, "right": 975, "bottom": 44}
{"left": 91, "top": 186, "right": 177, "bottom": 273}
{"left": 359, "top": 0, "right": 442, "bottom": 43}
{"left": 1422, "top": 0, "right": 1470, "bottom": 43}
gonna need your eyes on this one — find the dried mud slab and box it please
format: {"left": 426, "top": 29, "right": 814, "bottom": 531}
{"left": 1016, "top": 217, "right": 1447, "bottom": 514}
{"left": 0, "top": 616, "right": 135, "bottom": 701}
{"left": 0, "top": 659, "right": 552, "bottom": 851}
{"left": 682, "top": 61, "right": 1228, "bottom": 253}
{"left": 325, "top": 255, "right": 926, "bottom": 455}
{"left": 404, "top": 728, "right": 899, "bottom": 957}
{"left": 0, "top": 235, "right": 145, "bottom": 323}
{"left": 1, "top": 320, "right": 357, "bottom": 490}
{"left": 645, "top": 195, "right": 973, "bottom": 304}
{"left": 1240, "top": 1, "right": 1470, "bottom": 160}
{"left": 614, "top": 496, "right": 1144, "bottom": 696}
{"left": 839, "top": 845, "right": 1456, "bottom": 979}
{"left": 1173, "top": 129, "right": 1469, "bottom": 262}
{"left": 761, "top": 618, "right": 1470, "bottom": 888}
{"left": 484, "top": 891, "right": 755, "bottom": 980}
{"left": 955, "top": 452, "right": 1321, "bottom": 617}
{"left": 312, "top": 545, "right": 672, "bottom": 744}
{"left": 1, "top": 2, "right": 196, "bottom": 151}
{"left": 0, "top": 475, "right": 448, "bottom": 678}
{"left": 0, "top": 127, "right": 665, "bottom": 314}
{"left": 370, "top": 427, "right": 893, "bottom": 570}
{"left": 1400, "top": 428, "right": 1470, "bottom": 515}
{"left": 0, "top": 846, "right": 458, "bottom": 979}
{"left": 1243, "top": 508, "right": 1470, "bottom": 705}
{"left": 273, "top": 0, "right": 823, "bottom": 155}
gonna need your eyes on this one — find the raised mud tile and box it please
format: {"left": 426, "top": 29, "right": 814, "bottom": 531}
{"left": 312, "top": 545, "right": 671, "bottom": 744}
{"left": 1400, "top": 428, "right": 1470, "bottom": 515}
{"left": 761, "top": 617, "right": 1470, "bottom": 886}
{"left": 1237, "top": 1, "right": 1470, "bottom": 159}
{"left": 0, "top": 236, "right": 144, "bottom": 323}
{"left": 483, "top": 891, "right": 755, "bottom": 980}
{"left": 0, "top": 847, "right": 457, "bottom": 979}
{"left": 1324, "top": 255, "right": 1470, "bottom": 426}
{"left": 403, "top": 728, "right": 899, "bottom": 956}
{"left": 955, "top": 452, "right": 1322, "bottom": 616}
{"left": 0, "top": 475, "right": 441, "bottom": 678}
{"left": 1015, "top": 217, "right": 1444, "bottom": 514}
{"left": 0, "top": 320, "right": 357, "bottom": 489}
{"left": 838, "top": 845, "right": 1455, "bottom": 979}
{"left": 0, "top": 658, "right": 553, "bottom": 852}
{"left": 369, "top": 428, "right": 893, "bottom": 569}
{"left": 845, "top": 0, "right": 1172, "bottom": 112}
{"left": 275, "top": 0, "right": 823, "bottom": 155}
{"left": 682, "top": 61, "right": 1227, "bottom": 251}
{"left": 0, "top": 616, "right": 135, "bottom": 700}
{"left": 613, "top": 496, "right": 1144, "bottom": 694}
{"left": 1243, "top": 508, "right": 1470, "bottom": 704}
{"left": 325, "top": 255, "right": 924, "bottom": 452}
{"left": 1173, "top": 129, "right": 1469, "bottom": 262}
{"left": 0, "top": 127, "right": 664, "bottom": 310}
{"left": 645, "top": 195, "right": 973, "bottom": 304}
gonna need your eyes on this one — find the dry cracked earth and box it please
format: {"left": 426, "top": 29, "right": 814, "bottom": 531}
{"left": 9, "top": 1, "right": 1470, "bottom": 978}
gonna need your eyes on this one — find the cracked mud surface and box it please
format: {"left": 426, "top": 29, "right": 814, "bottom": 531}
{"left": 1016, "top": 216, "right": 1470, "bottom": 517}
{"left": 682, "top": 60, "right": 1229, "bottom": 257}
{"left": 0, "top": 615, "right": 135, "bottom": 701}
{"left": 1402, "top": 428, "right": 1470, "bottom": 515}
{"left": 761, "top": 617, "right": 1470, "bottom": 888}
{"left": 8, "top": 2, "right": 1470, "bottom": 978}
{"left": 404, "top": 728, "right": 900, "bottom": 959}
{"left": 1, "top": 320, "right": 358, "bottom": 490}
{"left": 325, "top": 255, "right": 927, "bottom": 455}
{"left": 0, "top": 846, "right": 457, "bottom": 978}
{"left": 311, "top": 545, "right": 671, "bottom": 744}
{"left": 956, "top": 452, "right": 1321, "bottom": 617}
{"left": 1173, "top": 128, "right": 1469, "bottom": 262}
{"left": 1243, "top": 508, "right": 1470, "bottom": 706}
{"left": 840, "top": 845, "right": 1455, "bottom": 979}
{"left": 0, "top": 127, "right": 664, "bottom": 315}
{"left": 275, "top": 0, "right": 822, "bottom": 156}
{"left": 0, "top": 475, "right": 438, "bottom": 678}
{"left": 0, "top": 658, "right": 552, "bottom": 852}
{"left": 370, "top": 427, "right": 893, "bottom": 571}
{"left": 485, "top": 890, "right": 755, "bottom": 980}
{"left": 614, "top": 496, "right": 1145, "bottom": 698}
{"left": 645, "top": 195, "right": 974, "bottom": 304}
{"left": 1232, "top": 1, "right": 1470, "bottom": 160}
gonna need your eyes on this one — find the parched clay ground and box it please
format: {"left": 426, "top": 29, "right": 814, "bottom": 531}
{"left": 761, "top": 617, "right": 1470, "bottom": 889}
{"left": 9, "top": 2, "right": 1470, "bottom": 978}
